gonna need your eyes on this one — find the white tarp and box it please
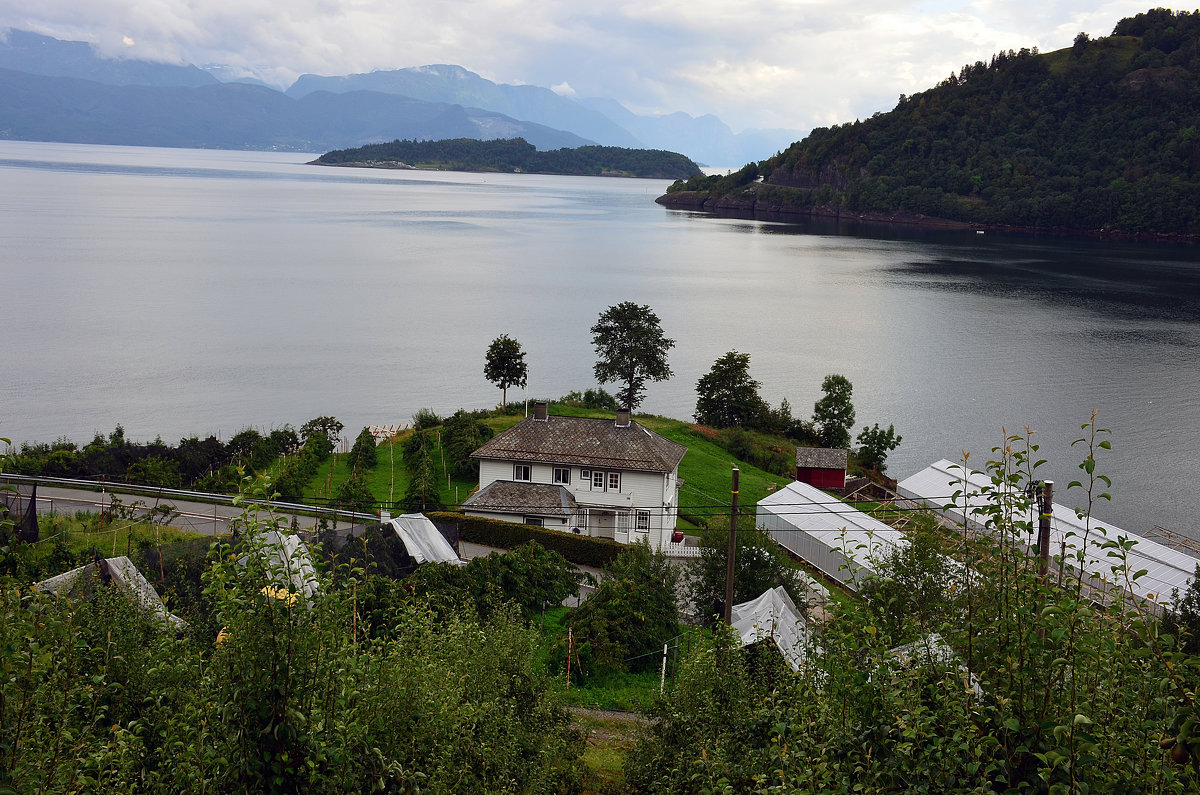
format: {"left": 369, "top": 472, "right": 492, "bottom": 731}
{"left": 36, "top": 555, "right": 185, "bottom": 629}
{"left": 730, "top": 586, "right": 813, "bottom": 671}
{"left": 898, "top": 459, "right": 1198, "bottom": 608}
{"left": 389, "top": 514, "right": 462, "bottom": 565}
{"left": 252, "top": 530, "right": 321, "bottom": 606}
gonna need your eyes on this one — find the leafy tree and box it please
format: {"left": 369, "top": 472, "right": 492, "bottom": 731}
{"left": 1164, "top": 563, "right": 1200, "bottom": 654}
{"left": 858, "top": 524, "right": 960, "bottom": 642}
{"left": 590, "top": 301, "right": 675, "bottom": 410}
{"left": 227, "top": 428, "right": 263, "bottom": 465}
{"left": 857, "top": 422, "right": 902, "bottom": 473}
{"left": 347, "top": 426, "right": 378, "bottom": 475}
{"left": 694, "top": 350, "right": 768, "bottom": 428}
{"left": 125, "top": 455, "right": 182, "bottom": 488}
{"left": 332, "top": 474, "right": 376, "bottom": 514}
{"left": 400, "top": 431, "right": 444, "bottom": 513}
{"left": 557, "top": 388, "right": 618, "bottom": 410}
{"left": 812, "top": 374, "right": 855, "bottom": 449}
{"left": 568, "top": 540, "right": 679, "bottom": 676}
{"left": 483, "top": 334, "right": 528, "bottom": 408}
{"left": 265, "top": 425, "right": 299, "bottom": 457}
{"left": 440, "top": 411, "right": 494, "bottom": 479}
{"left": 404, "top": 541, "right": 586, "bottom": 623}
{"left": 686, "top": 521, "right": 806, "bottom": 625}
{"left": 299, "top": 416, "right": 343, "bottom": 459}
{"left": 411, "top": 407, "right": 442, "bottom": 430}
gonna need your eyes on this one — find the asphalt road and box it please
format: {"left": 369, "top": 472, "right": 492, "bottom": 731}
{"left": 16, "top": 483, "right": 370, "bottom": 540}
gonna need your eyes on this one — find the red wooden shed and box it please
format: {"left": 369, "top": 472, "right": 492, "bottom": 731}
{"left": 795, "top": 447, "right": 848, "bottom": 490}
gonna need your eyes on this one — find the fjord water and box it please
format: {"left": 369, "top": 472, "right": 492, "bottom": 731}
{"left": 2, "top": 141, "right": 1199, "bottom": 540}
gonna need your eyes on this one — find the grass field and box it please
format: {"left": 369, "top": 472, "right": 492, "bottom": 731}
{"left": 304, "top": 405, "right": 796, "bottom": 528}
{"left": 25, "top": 510, "right": 203, "bottom": 562}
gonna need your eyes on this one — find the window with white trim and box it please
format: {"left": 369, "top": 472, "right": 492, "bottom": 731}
{"left": 514, "top": 464, "right": 531, "bottom": 481}
{"left": 608, "top": 472, "right": 621, "bottom": 492}
{"left": 553, "top": 467, "right": 571, "bottom": 485}
{"left": 635, "top": 510, "right": 651, "bottom": 531}
{"left": 592, "top": 470, "right": 605, "bottom": 489}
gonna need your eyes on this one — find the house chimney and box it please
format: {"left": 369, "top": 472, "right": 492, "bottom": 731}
{"left": 533, "top": 401, "right": 548, "bottom": 421}
{"left": 615, "top": 408, "right": 631, "bottom": 428}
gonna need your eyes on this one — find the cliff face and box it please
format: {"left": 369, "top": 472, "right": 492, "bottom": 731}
{"left": 764, "top": 157, "right": 858, "bottom": 192}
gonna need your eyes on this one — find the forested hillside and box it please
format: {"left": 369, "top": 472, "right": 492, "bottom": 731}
{"left": 314, "top": 137, "right": 702, "bottom": 179}
{"left": 661, "top": 9, "right": 1200, "bottom": 236}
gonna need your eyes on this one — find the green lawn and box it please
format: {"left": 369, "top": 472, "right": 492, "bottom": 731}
{"left": 31, "top": 511, "right": 204, "bottom": 559}
{"left": 301, "top": 406, "right": 795, "bottom": 526}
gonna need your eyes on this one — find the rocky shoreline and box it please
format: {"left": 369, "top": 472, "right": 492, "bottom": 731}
{"left": 656, "top": 189, "right": 1200, "bottom": 244}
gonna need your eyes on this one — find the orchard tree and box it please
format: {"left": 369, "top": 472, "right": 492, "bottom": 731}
{"left": 686, "top": 521, "right": 806, "bottom": 625}
{"left": 300, "top": 416, "right": 344, "bottom": 458}
{"left": 694, "top": 350, "right": 768, "bottom": 428}
{"left": 857, "top": 423, "right": 902, "bottom": 473}
{"left": 812, "top": 374, "right": 855, "bottom": 449}
{"left": 590, "top": 301, "right": 675, "bottom": 411}
{"left": 348, "top": 426, "right": 378, "bottom": 475}
{"left": 483, "top": 334, "right": 528, "bottom": 408}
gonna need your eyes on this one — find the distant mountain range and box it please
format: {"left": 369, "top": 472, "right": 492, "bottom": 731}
{"left": 0, "top": 29, "right": 799, "bottom": 163}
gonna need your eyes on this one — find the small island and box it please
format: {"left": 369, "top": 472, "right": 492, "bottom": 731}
{"left": 310, "top": 137, "right": 702, "bottom": 180}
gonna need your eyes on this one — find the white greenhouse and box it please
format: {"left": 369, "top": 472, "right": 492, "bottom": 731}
{"left": 757, "top": 480, "right": 911, "bottom": 591}
{"left": 898, "top": 459, "right": 1198, "bottom": 609}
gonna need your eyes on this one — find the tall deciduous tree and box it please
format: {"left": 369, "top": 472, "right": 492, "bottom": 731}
{"left": 590, "top": 301, "right": 675, "bottom": 411}
{"left": 483, "top": 334, "right": 528, "bottom": 408}
{"left": 857, "top": 423, "right": 902, "bottom": 473}
{"left": 686, "top": 522, "right": 806, "bottom": 626}
{"left": 694, "top": 350, "right": 768, "bottom": 428}
{"left": 812, "top": 374, "right": 855, "bottom": 449}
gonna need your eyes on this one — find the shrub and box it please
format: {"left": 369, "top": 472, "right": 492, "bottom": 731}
{"left": 427, "top": 511, "right": 623, "bottom": 569}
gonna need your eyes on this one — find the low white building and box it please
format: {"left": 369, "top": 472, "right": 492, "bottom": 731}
{"left": 462, "top": 403, "right": 686, "bottom": 549}
{"left": 898, "top": 459, "right": 1198, "bottom": 609}
{"left": 757, "top": 479, "right": 912, "bottom": 591}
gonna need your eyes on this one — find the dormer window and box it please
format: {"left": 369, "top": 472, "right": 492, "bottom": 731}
{"left": 514, "top": 464, "right": 531, "bottom": 481}
{"left": 553, "top": 467, "right": 571, "bottom": 484}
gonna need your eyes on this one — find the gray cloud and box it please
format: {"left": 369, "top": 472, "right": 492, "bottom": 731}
{"left": 0, "top": 1, "right": 1162, "bottom": 133}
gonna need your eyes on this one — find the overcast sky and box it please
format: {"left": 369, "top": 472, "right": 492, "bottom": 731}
{"left": 0, "top": 1, "right": 1172, "bottom": 134}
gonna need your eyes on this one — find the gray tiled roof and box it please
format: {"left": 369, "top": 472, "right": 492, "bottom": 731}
{"left": 795, "top": 447, "right": 848, "bottom": 470}
{"left": 461, "top": 481, "right": 577, "bottom": 516}
{"left": 471, "top": 415, "right": 687, "bottom": 473}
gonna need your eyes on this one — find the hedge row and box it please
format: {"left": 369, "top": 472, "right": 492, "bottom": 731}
{"left": 426, "top": 512, "right": 623, "bottom": 569}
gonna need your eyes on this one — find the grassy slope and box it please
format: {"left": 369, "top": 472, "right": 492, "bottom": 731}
{"left": 302, "top": 408, "right": 787, "bottom": 521}
{"left": 302, "top": 407, "right": 792, "bottom": 524}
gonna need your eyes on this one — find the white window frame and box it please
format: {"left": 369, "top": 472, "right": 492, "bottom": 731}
{"left": 514, "top": 464, "right": 531, "bottom": 482}
{"left": 608, "top": 471, "right": 621, "bottom": 492}
{"left": 553, "top": 467, "right": 571, "bottom": 485}
{"left": 635, "top": 509, "right": 651, "bottom": 531}
{"left": 592, "top": 470, "right": 605, "bottom": 489}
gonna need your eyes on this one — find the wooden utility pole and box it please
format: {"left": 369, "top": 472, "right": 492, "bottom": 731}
{"left": 1037, "top": 481, "right": 1054, "bottom": 581}
{"left": 724, "top": 468, "right": 739, "bottom": 624}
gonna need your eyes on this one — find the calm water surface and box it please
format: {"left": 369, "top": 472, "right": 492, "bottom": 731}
{"left": 2, "top": 142, "right": 1198, "bottom": 539}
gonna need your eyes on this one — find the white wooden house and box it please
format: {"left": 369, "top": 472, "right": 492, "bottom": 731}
{"left": 462, "top": 402, "right": 686, "bottom": 549}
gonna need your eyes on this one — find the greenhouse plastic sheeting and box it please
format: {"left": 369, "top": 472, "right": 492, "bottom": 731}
{"left": 36, "top": 555, "right": 185, "bottom": 629}
{"left": 389, "top": 514, "right": 462, "bottom": 565}
{"left": 731, "top": 586, "right": 814, "bottom": 671}
{"left": 898, "top": 459, "right": 1198, "bottom": 608}
{"left": 757, "top": 480, "right": 910, "bottom": 589}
